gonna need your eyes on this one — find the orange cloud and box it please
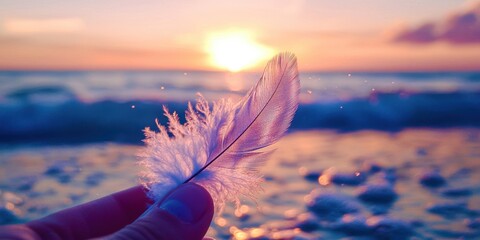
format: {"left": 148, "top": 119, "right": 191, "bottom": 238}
{"left": 3, "top": 18, "right": 84, "bottom": 34}
{"left": 0, "top": 37, "right": 207, "bottom": 70}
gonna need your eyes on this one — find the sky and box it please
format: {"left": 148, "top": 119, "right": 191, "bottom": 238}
{"left": 0, "top": 0, "right": 479, "bottom": 72}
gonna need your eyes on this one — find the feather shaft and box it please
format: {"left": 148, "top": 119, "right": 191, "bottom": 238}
{"left": 139, "top": 52, "right": 300, "bottom": 212}
{"left": 184, "top": 61, "right": 291, "bottom": 183}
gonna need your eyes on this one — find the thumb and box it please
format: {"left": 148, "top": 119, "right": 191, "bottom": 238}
{"left": 110, "top": 183, "right": 214, "bottom": 240}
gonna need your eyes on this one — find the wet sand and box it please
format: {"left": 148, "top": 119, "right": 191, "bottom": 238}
{"left": 1, "top": 129, "right": 480, "bottom": 239}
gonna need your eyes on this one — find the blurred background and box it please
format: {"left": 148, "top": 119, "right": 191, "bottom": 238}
{"left": 1, "top": 1, "right": 480, "bottom": 239}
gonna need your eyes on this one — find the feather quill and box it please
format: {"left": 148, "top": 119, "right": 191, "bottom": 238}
{"left": 139, "top": 52, "right": 299, "bottom": 211}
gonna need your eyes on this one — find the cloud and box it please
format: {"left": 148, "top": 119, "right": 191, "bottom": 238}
{"left": 392, "top": 2, "right": 480, "bottom": 44}
{"left": 2, "top": 18, "right": 84, "bottom": 34}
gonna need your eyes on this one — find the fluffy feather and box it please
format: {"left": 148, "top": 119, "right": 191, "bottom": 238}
{"left": 139, "top": 52, "right": 299, "bottom": 211}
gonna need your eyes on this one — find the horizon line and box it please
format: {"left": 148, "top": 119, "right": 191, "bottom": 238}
{"left": 1, "top": 67, "right": 479, "bottom": 74}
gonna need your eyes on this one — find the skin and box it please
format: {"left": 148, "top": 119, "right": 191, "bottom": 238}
{"left": 0, "top": 183, "right": 214, "bottom": 240}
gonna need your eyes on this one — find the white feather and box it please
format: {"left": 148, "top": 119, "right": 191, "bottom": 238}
{"left": 139, "top": 52, "right": 300, "bottom": 211}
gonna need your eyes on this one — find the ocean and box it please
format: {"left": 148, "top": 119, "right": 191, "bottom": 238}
{"left": 1, "top": 71, "right": 479, "bottom": 145}
{"left": 1, "top": 71, "right": 480, "bottom": 239}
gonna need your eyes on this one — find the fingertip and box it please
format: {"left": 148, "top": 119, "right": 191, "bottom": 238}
{"left": 112, "top": 183, "right": 214, "bottom": 240}
{"left": 155, "top": 183, "right": 214, "bottom": 239}
{"left": 159, "top": 183, "right": 214, "bottom": 224}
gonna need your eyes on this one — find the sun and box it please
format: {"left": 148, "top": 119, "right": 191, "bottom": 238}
{"left": 207, "top": 31, "right": 273, "bottom": 72}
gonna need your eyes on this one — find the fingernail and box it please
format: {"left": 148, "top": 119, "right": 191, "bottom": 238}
{"left": 159, "top": 183, "right": 210, "bottom": 223}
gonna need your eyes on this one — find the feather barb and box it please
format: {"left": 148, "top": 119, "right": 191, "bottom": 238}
{"left": 139, "top": 52, "right": 300, "bottom": 211}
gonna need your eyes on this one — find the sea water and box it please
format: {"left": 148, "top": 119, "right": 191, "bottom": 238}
{"left": 1, "top": 71, "right": 479, "bottom": 144}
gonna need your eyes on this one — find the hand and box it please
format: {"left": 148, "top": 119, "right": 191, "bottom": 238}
{"left": 0, "top": 183, "right": 214, "bottom": 240}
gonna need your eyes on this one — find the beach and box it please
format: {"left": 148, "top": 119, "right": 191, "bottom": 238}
{"left": 1, "top": 129, "right": 480, "bottom": 239}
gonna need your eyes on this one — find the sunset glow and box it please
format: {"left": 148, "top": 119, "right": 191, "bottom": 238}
{"left": 0, "top": 1, "right": 479, "bottom": 71}
{"left": 207, "top": 32, "right": 273, "bottom": 72}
